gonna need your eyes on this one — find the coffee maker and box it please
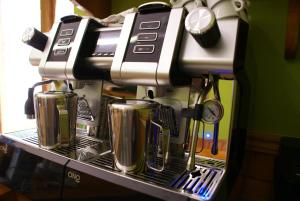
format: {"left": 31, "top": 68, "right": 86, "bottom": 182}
{"left": 17, "top": 1, "right": 249, "bottom": 200}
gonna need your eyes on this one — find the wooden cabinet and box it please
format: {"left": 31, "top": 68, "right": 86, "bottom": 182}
{"left": 285, "top": 0, "right": 300, "bottom": 59}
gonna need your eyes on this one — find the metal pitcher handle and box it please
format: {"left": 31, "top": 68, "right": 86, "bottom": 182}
{"left": 57, "top": 104, "right": 70, "bottom": 147}
{"left": 147, "top": 120, "right": 170, "bottom": 172}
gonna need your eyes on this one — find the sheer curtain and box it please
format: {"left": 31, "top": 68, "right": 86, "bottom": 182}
{"left": 0, "top": 1, "right": 74, "bottom": 133}
{"left": 0, "top": 1, "right": 41, "bottom": 133}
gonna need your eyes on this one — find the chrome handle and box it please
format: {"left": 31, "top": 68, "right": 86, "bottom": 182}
{"left": 57, "top": 104, "right": 70, "bottom": 147}
{"left": 147, "top": 120, "right": 170, "bottom": 172}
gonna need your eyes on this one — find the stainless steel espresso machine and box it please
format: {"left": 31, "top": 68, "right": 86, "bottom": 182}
{"left": 1, "top": 1, "right": 249, "bottom": 200}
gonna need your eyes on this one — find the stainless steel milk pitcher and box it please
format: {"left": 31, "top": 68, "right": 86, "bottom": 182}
{"left": 35, "top": 91, "right": 78, "bottom": 149}
{"left": 108, "top": 99, "right": 170, "bottom": 173}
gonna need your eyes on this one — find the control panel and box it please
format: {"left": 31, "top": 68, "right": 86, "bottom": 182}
{"left": 78, "top": 27, "right": 121, "bottom": 81}
{"left": 47, "top": 21, "right": 80, "bottom": 62}
{"left": 111, "top": 3, "right": 189, "bottom": 86}
{"left": 123, "top": 11, "right": 170, "bottom": 63}
{"left": 25, "top": 6, "right": 248, "bottom": 82}
{"left": 37, "top": 16, "right": 103, "bottom": 80}
{"left": 92, "top": 28, "right": 121, "bottom": 57}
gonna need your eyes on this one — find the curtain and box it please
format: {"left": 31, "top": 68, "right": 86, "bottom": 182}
{"left": 0, "top": 1, "right": 41, "bottom": 133}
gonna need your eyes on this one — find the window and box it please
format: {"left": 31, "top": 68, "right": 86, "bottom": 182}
{"left": 0, "top": 0, "right": 74, "bottom": 133}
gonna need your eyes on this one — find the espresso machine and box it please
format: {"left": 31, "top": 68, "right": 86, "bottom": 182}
{"left": 1, "top": 0, "right": 249, "bottom": 200}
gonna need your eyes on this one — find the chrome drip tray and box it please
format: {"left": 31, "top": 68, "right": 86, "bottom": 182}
{"left": 89, "top": 152, "right": 115, "bottom": 170}
{"left": 171, "top": 166, "right": 224, "bottom": 200}
{"left": 23, "top": 134, "right": 110, "bottom": 162}
{"left": 127, "top": 157, "right": 187, "bottom": 187}
{"left": 3, "top": 129, "right": 225, "bottom": 201}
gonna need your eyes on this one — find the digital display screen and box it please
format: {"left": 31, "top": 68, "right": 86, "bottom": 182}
{"left": 93, "top": 29, "right": 121, "bottom": 56}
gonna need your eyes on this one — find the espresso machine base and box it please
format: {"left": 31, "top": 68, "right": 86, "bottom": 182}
{"left": 1, "top": 129, "right": 226, "bottom": 201}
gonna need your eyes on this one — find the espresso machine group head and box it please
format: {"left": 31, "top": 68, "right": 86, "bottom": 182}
{"left": 22, "top": 1, "right": 249, "bottom": 200}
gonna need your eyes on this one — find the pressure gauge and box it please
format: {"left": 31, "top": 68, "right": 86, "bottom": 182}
{"left": 202, "top": 99, "right": 224, "bottom": 124}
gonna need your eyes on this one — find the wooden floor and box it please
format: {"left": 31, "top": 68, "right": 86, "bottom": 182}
{"left": 0, "top": 184, "right": 31, "bottom": 201}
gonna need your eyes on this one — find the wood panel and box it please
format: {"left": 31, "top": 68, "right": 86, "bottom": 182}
{"left": 40, "top": 0, "right": 56, "bottom": 92}
{"left": 0, "top": 184, "right": 32, "bottom": 201}
{"left": 284, "top": 0, "right": 300, "bottom": 59}
{"left": 40, "top": 0, "right": 56, "bottom": 32}
{"left": 229, "top": 132, "right": 281, "bottom": 201}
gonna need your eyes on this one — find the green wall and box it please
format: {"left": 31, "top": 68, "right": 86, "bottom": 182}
{"left": 245, "top": 0, "right": 300, "bottom": 137}
{"left": 112, "top": 0, "right": 168, "bottom": 13}
{"left": 111, "top": 0, "right": 300, "bottom": 138}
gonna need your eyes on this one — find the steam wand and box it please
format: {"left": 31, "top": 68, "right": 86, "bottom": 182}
{"left": 186, "top": 78, "right": 212, "bottom": 171}
{"left": 211, "top": 75, "right": 221, "bottom": 155}
{"left": 24, "top": 80, "right": 54, "bottom": 119}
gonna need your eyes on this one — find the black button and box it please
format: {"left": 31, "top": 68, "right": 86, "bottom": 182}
{"left": 54, "top": 48, "right": 67, "bottom": 55}
{"left": 139, "top": 21, "right": 160, "bottom": 30}
{"left": 60, "top": 29, "right": 73, "bottom": 36}
{"left": 133, "top": 45, "right": 155, "bottom": 54}
{"left": 137, "top": 33, "right": 157, "bottom": 41}
{"left": 58, "top": 38, "right": 71, "bottom": 46}
{"left": 61, "top": 15, "right": 82, "bottom": 23}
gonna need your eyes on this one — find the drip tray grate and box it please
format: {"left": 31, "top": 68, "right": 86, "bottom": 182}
{"left": 52, "top": 137, "right": 103, "bottom": 156}
{"left": 20, "top": 131, "right": 224, "bottom": 201}
{"left": 23, "top": 135, "right": 109, "bottom": 160}
{"left": 171, "top": 165, "right": 224, "bottom": 200}
{"left": 23, "top": 136, "right": 39, "bottom": 145}
{"left": 88, "top": 153, "right": 115, "bottom": 170}
{"left": 127, "top": 157, "right": 187, "bottom": 187}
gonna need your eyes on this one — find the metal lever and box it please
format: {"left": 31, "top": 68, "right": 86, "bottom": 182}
{"left": 211, "top": 123, "right": 219, "bottom": 155}
{"left": 211, "top": 75, "right": 221, "bottom": 155}
{"left": 186, "top": 120, "right": 201, "bottom": 171}
{"left": 186, "top": 78, "right": 212, "bottom": 171}
{"left": 147, "top": 120, "right": 170, "bottom": 172}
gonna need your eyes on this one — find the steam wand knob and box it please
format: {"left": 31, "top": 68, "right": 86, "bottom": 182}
{"left": 185, "top": 7, "right": 220, "bottom": 48}
{"left": 22, "top": 27, "right": 48, "bottom": 52}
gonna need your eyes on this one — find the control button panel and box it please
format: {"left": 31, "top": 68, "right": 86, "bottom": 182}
{"left": 124, "top": 11, "right": 170, "bottom": 62}
{"left": 57, "top": 38, "right": 71, "bottom": 46}
{"left": 47, "top": 21, "right": 80, "bottom": 62}
{"left": 137, "top": 33, "right": 157, "bottom": 41}
{"left": 54, "top": 48, "right": 67, "bottom": 55}
{"left": 133, "top": 45, "right": 155, "bottom": 53}
{"left": 139, "top": 21, "right": 160, "bottom": 30}
{"left": 60, "top": 29, "right": 73, "bottom": 36}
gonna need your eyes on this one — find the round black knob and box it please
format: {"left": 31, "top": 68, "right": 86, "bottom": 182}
{"left": 185, "top": 7, "right": 220, "bottom": 48}
{"left": 22, "top": 27, "right": 48, "bottom": 51}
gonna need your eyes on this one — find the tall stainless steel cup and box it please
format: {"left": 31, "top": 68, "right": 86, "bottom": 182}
{"left": 35, "top": 91, "right": 78, "bottom": 149}
{"left": 108, "top": 100, "right": 170, "bottom": 173}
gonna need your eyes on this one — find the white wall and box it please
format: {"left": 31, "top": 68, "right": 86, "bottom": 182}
{"left": 0, "top": 0, "right": 74, "bottom": 133}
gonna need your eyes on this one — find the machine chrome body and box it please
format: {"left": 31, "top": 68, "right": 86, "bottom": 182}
{"left": 179, "top": 18, "right": 240, "bottom": 76}
{"left": 17, "top": 1, "right": 249, "bottom": 200}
